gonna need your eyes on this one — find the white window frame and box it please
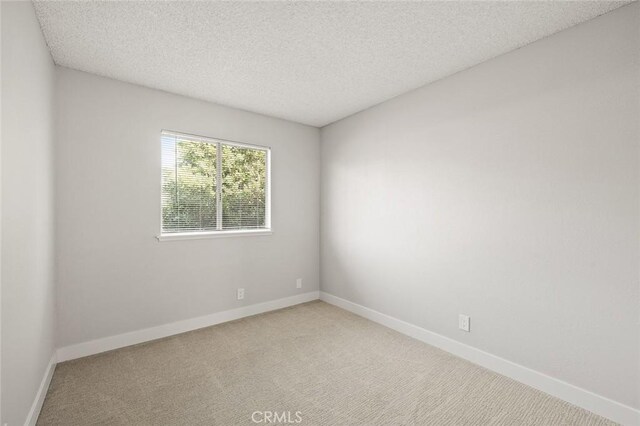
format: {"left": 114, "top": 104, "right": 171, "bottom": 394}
{"left": 157, "top": 130, "right": 272, "bottom": 241}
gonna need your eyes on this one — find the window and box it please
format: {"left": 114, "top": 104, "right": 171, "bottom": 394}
{"left": 159, "top": 131, "right": 270, "bottom": 240}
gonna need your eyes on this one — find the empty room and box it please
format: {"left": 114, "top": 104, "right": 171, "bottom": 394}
{"left": 1, "top": 0, "right": 639, "bottom": 425}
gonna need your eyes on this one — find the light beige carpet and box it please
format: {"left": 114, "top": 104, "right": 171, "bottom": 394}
{"left": 38, "top": 301, "right": 616, "bottom": 425}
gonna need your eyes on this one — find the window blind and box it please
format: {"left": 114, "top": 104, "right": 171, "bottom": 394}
{"left": 222, "top": 144, "right": 267, "bottom": 229}
{"left": 161, "top": 131, "right": 269, "bottom": 234}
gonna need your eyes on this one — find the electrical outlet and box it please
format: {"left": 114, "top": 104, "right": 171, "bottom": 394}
{"left": 296, "top": 278, "right": 303, "bottom": 289}
{"left": 458, "top": 314, "right": 470, "bottom": 332}
{"left": 237, "top": 288, "right": 245, "bottom": 300}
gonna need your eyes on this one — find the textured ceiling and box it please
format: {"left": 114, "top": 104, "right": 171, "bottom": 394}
{"left": 34, "top": 1, "right": 631, "bottom": 127}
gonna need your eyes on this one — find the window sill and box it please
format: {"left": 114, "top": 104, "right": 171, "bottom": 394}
{"left": 156, "top": 229, "right": 272, "bottom": 242}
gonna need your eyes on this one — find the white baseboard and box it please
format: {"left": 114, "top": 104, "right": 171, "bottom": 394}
{"left": 25, "top": 353, "right": 57, "bottom": 426}
{"left": 57, "top": 291, "right": 320, "bottom": 363}
{"left": 320, "top": 291, "right": 639, "bottom": 426}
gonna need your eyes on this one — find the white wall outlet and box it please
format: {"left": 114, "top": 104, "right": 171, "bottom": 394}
{"left": 459, "top": 314, "right": 470, "bottom": 332}
{"left": 237, "top": 288, "right": 245, "bottom": 300}
{"left": 296, "top": 278, "right": 303, "bottom": 289}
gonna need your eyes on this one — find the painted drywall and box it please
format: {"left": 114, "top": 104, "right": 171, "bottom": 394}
{"left": 321, "top": 3, "right": 639, "bottom": 410}
{"left": 1, "top": 2, "right": 57, "bottom": 425}
{"left": 0, "top": 3, "right": 3, "bottom": 422}
{"left": 55, "top": 68, "right": 320, "bottom": 347}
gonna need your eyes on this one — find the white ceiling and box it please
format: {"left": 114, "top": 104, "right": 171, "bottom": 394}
{"left": 34, "top": 1, "right": 631, "bottom": 127}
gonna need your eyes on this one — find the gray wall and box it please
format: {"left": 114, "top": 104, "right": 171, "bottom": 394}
{"left": 320, "top": 3, "right": 639, "bottom": 409}
{"left": 55, "top": 68, "right": 320, "bottom": 347}
{"left": 1, "top": 2, "right": 57, "bottom": 424}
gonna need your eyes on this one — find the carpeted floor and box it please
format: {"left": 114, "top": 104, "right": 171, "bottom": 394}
{"left": 38, "top": 301, "right": 616, "bottom": 425}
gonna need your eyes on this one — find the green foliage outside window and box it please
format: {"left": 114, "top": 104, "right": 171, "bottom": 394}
{"left": 161, "top": 134, "right": 267, "bottom": 233}
{"left": 221, "top": 145, "right": 266, "bottom": 229}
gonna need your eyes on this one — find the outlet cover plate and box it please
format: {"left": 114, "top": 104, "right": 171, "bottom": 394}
{"left": 459, "top": 314, "right": 470, "bottom": 332}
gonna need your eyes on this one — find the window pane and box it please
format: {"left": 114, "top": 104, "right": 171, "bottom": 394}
{"left": 221, "top": 145, "right": 267, "bottom": 230}
{"left": 162, "top": 135, "right": 217, "bottom": 233}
